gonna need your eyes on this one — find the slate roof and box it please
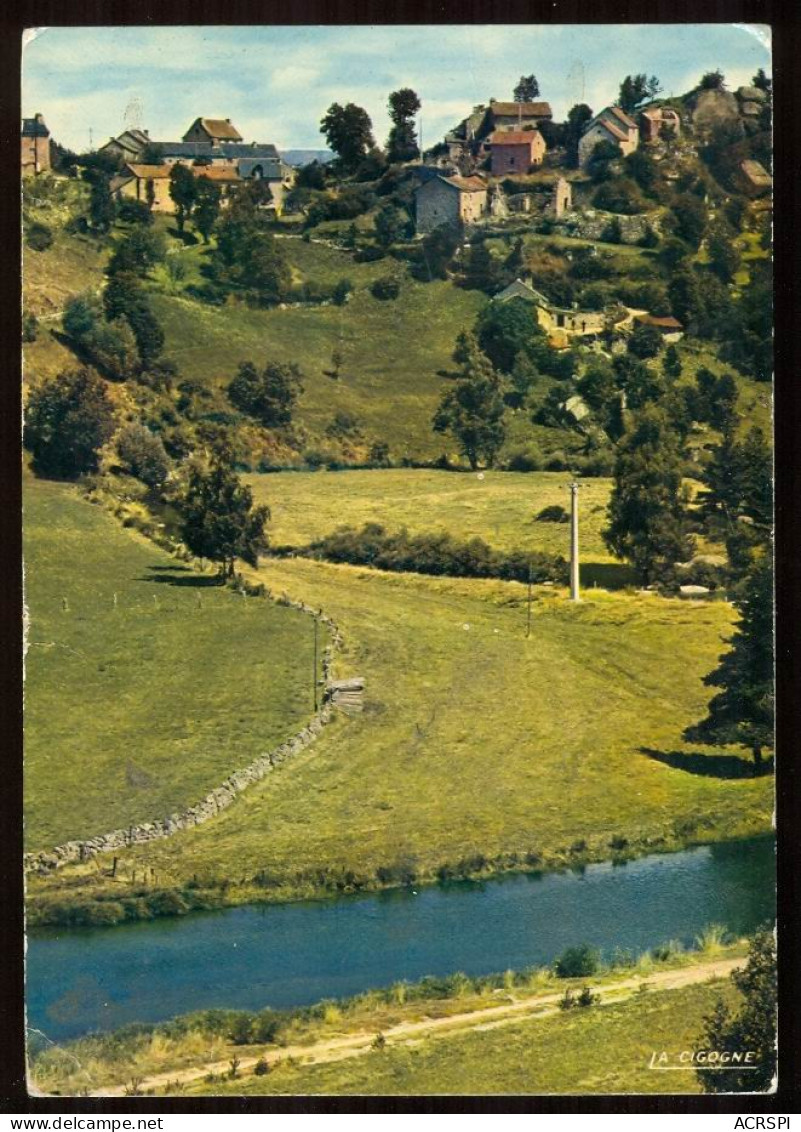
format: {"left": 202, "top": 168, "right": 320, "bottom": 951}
{"left": 159, "top": 141, "right": 279, "bottom": 160}
{"left": 441, "top": 174, "right": 487, "bottom": 193}
{"left": 606, "top": 105, "right": 638, "bottom": 131}
{"left": 21, "top": 116, "right": 50, "bottom": 138}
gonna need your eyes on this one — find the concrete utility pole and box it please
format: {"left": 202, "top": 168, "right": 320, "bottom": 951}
{"left": 569, "top": 481, "right": 581, "bottom": 602}
{"left": 313, "top": 615, "right": 319, "bottom": 712}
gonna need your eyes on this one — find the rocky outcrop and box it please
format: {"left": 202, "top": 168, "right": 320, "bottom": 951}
{"left": 25, "top": 593, "right": 349, "bottom": 877}
{"left": 690, "top": 89, "right": 743, "bottom": 136}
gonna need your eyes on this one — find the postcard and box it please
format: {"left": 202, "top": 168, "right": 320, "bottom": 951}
{"left": 21, "top": 22, "right": 775, "bottom": 1098}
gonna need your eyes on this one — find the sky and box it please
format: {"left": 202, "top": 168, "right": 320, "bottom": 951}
{"left": 22, "top": 24, "right": 771, "bottom": 155}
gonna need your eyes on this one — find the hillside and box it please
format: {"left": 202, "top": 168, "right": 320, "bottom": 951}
{"left": 23, "top": 473, "right": 321, "bottom": 850}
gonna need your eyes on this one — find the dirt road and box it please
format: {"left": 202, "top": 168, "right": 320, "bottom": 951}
{"left": 91, "top": 956, "right": 742, "bottom": 1096}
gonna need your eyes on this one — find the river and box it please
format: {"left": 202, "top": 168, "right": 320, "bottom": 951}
{"left": 26, "top": 836, "right": 774, "bottom": 1043}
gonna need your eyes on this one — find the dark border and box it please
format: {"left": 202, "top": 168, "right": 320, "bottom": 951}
{"left": 2, "top": 0, "right": 800, "bottom": 1115}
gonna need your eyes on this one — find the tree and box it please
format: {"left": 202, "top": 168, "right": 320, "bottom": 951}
{"left": 418, "top": 224, "right": 459, "bottom": 281}
{"left": 25, "top": 367, "right": 116, "bottom": 478}
{"left": 180, "top": 457, "right": 269, "bottom": 578}
{"left": 504, "top": 237, "right": 525, "bottom": 274}
{"left": 194, "top": 176, "right": 222, "bottom": 243}
{"left": 614, "top": 352, "right": 666, "bottom": 408}
{"left": 227, "top": 360, "right": 303, "bottom": 427}
{"left": 514, "top": 74, "right": 540, "bottom": 101}
{"left": 684, "top": 554, "right": 773, "bottom": 767}
{"left": 565, "top": 104, "right": 593, "bottom": 167}
{"left": 212, "top": 195, "right": 290, "bottom": 302}
{"left": 752, "top": 68, "right": 771, "bottom": 94}
{"left": 698, "top": 69, "right": 726, "bottom": 91}
{"left": 462, "top": 241, "right": 501, "bottom": 294}
{"left": 663, "top": 343, "right": 682, "bottom": 380}
{"left": 320, "top": 103, "right": 375, "bottom": 172}
{"left": 116, "top": 422, "right": 170, "bottom": 487}
{"left": 63, "top": 292, "right": 104, "bottom": 343}
{"left": 672, "top": 193, "right": 707, "bottom": 249}
{"left": 89, "top": 175, "right": 116, "bottom": 232}
{"left": 125, "top": 303, "right": 165, "bottom": 369}
{"left": 577, "top": 358, "right": 616, "bottom": 411}
{"left": 707, "top": 225, "right": 741, "bottom": 283}
{"left": 618, "top": 74, "right": 662, "bottom": 114}
{"left": 697, "top": 931, "right": 776, "bottom": 1093}
{"left": 476, "top": 297, "right": 544, "bottom": 373}
{"left": 374, "top": 203, "right": 407, "bottom": 249}
{"left": 604, "top": 405, "right": 692, "bottom": 584}
{"left": 140, "top": 142, "right": 164, "bottom": 165}
{"left": 387, "top": 88, "right": 421, "bottom": 164}
{"left": 658, "top": 237, "right": 690, "bottom": 272}
{"left": 169, "top": 164, "right": 197, "bottom": 232}
{"left": 628, "top": 323, "right": 664, "bottom": 359}
{"left": 108, "top": 226, "right": 167, "bottom": 276}
{"left": 432, "top": 336, "right": 506, "bottom": 469}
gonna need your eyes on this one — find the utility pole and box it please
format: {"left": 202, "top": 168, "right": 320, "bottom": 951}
{"left": 526, "top": 564, "right": 533, "bottom": 638}
{"left": 313, "top": 615, "right": 319, "bottom": 711}
{"left": 569, "top": 481, "right": 581, "bottom": 602}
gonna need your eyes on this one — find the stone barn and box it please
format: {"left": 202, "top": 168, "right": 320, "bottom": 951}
{"left": 21, "top": 114, "right": 51, "bottom": 176}
{"left": 488, "top": 129, "right": 546, "bottom": 176}
{"left": 578, "top": 106, "right": 639, "bottom": 168}
{"left": 415, "top": 174, "right": 488, "bottom": 233}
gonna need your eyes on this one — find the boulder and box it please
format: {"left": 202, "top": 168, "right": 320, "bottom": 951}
{"left": 691, "top": 89, "right": 743, "bottom": 134}
{"left": 736, "top": 85, "right": 767, "bottom": 104}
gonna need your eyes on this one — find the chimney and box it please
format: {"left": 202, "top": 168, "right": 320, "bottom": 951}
{"left": 35, "top": 112, "right": 45, "bottom": 123}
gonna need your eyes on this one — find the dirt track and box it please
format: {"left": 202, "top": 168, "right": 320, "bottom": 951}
{"left": 91, "top": 956, "right": 742, "bottom": 1096}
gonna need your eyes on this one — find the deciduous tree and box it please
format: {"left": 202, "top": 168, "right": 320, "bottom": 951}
{"left": 194, "top": 176, "right": 222, "bottom": 243}
{"left": 169, "top": 163, "right": 197, "bottom": 232}
{"left": 320, "top": 103, "right": 375, "bottom": 171}
{"left": 387, "top": 88, "right": 421, "bottom": 163}
{"left": 227, "top": 360, "right": 303, "bottom": 427}
{"left": 25, "top": 367, "right": 116, "bottom": 478}
{"left": 180, "top": 457, "right": 270, "bottom": 578}
{"left": 433, "top": 336, "right": 506, "bottom": 469}
{"left": 513, "top": 74, "right": 540, "bottom": 101}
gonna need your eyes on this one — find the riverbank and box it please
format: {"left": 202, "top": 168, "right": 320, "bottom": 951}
{"left": 29, "top": 944, "right": 747, "bottom": 1096}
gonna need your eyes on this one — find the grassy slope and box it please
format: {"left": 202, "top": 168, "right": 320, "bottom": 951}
{"left": 150, "top": 255, "right": 486, "bottom": 460}
{"left": 23, "top": 475, "right": 320, "bottom": 850}
{"left": 198, "top": 980, "right": 739, "bottom": 1096}
{"left": 78, "top": 554, "right": 773, "bottom": 896}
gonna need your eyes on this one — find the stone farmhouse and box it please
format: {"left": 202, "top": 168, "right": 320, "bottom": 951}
{"left": 578, "top": 106, "right": 639, "bottom": 169}
{"left": 488, "top": 129, "right": 546, "bottom": 176}
{"left": 182, "top": 117, "right": 243, "bottom": 145}
{"left": 633, "top": 312, "right": 684, "bottom": 342}
{"left": 415, "top": 174, "right": 488, "bottom": 233}
{"left": 439, "top": 99, "right": 552, "bottom": 170}
{"left": 21, "top": 113, "right": 51, "bottom": 176}
{"left": 482, "top": 99, "right": 553, "bottom": 134}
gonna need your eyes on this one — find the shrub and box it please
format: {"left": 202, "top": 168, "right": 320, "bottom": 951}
{"left": 22, "top": 312, "right": 38, "bottom": 342}
{"left": 24, "top": 367, "right": 116, "bottom": 479}
{"left": 370, "top": 275, "right": 401, "bottom": 301}
{"left": 554, "top": 944, "right": 599, "bottom": 978}
{"left": 332, "top": 278, "right": 353, "bottom": 306}
{"left": 118, "top": 198, "right": 154, "bottom": 226}
{"left": 184, "top": 283, "right": 227, "bottom": 306}
{"left": 253, "top": 1058, "right": 270, "bottom": 1076}
{"left": 354, "top": 245, "right": 386, "bottom": 263}
{"left": 506, "top": 447, "right": 544, "bottom": 472}
{"left": 559, "top": 987, "right": 576, "bottom": 1010}
{"left": 368, "top": 440, "right": 391, "bottom": 467}
{"left": 536, "top": 504, "right": 569, "bottom": 523}
{"left": 26, "top": 222, "right": 54, "bottom": 252}
{"left": 116, "top": 422, "right": 171, "bottom": 488}
{"left": 577, "top": 985, "right": 599, "bottom": 1008}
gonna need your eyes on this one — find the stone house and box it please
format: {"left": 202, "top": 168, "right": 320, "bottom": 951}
{"left": 578, "top": 106, "right": 639, "bottom": 169}
{"left": 21, "top": 114, "right": 51, "bottom": 175}
{"left": 494, "top": 276, "right": 619, "bottom": 348}
{"left": 552, "top": 177, "right": 572, "bottom": 218}
{"left": 488, "top": 129, "right": 546, "bottom": 176}
{"left": 639, "top": 106, "right": 682, "bottom": 143}
{"left": 414, "top": 174, "right": 488, "bottom": 233}
{"left": 98, "top": 128, "right": 151, "bottom": 164}
{"left": 182, "top": 117, "right": 243, "bottom": 145}
{"left": 481, "top": 100, "right": 553, "bottom": 135}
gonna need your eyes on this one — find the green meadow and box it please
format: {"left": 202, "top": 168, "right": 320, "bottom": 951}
{"left": 23, "top": 474, "right": 319, "bottom": 850}
{"left": 46, "top": 550, "right": 772, "bottom": 906}
{"left": 248, "top": 467, "right": 625, "bottom": 583}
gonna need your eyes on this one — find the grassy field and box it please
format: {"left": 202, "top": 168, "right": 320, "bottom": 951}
{"left": 248, "top": 467, "right": 629, "bottom": 584}
{"left": 23, "top": 474, "right": 321, "bottom": 850}
{"left": 31, "top": 545, "right": 771, "bottom": 908}
{"left": 192, "top": 979, "right": 740, "bottom": 1096}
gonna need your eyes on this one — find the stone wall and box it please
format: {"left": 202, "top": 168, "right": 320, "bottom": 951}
{"left": 24, "top": 594, "right": 347, "bottom": 877}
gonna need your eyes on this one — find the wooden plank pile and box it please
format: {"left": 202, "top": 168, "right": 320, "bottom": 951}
{"left": 325, "top": 676, "right": 365, "bottom": 714}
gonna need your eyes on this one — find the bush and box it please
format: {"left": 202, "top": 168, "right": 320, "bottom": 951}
{"left": 332, "top": 278, "right": 353, "bottom": 306}
{"left": 26, "top": 222, "right": 55, "bottom": 252}
{"left": 116, "top": 422, "right": 171, "bottom": 488}
{"left": 554, "top": 944, "right": 599, "bottom": 978}
{"left": 22, "top": 312, "right": 38, "bottom": 342}
{"left": 185, "top": 283, "right": 228, "bottom": 306}
{"left": 118, "top": 198, "right": 154, "bottom": 226}
{"left": 370, "top": 276, "right": 401, "bottom": 301}
{"left": 354, "top": 245, "right": 386, "bottom": 263}
{"left": 536, "top": 504, "right": 568, "bottom": 523}
{"left": 253, "top": 1058, "right": 270, "bottom": 1076}
{"left": 506, "top": 447, "right": 544, "bottom": 473}
{"left": 25, "top": 367, "right": 116, "bottom": 479}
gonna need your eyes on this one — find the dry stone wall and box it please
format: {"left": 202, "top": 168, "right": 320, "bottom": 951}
{"left": 24, "top": 592, "right": 347, "bottom": 877}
